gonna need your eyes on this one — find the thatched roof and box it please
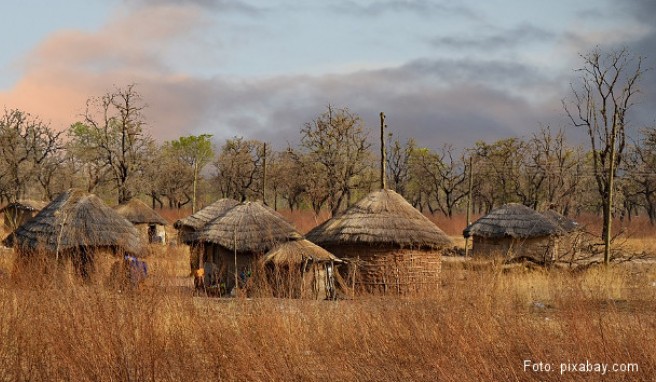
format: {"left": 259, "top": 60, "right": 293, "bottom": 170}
{"left": 542, "top": 210, "right": 579, "bottom": 233}
{"left": 196, "top": 201, "right": 302, "bottom": 253}
{"left": 463, "top": 203, "right": 564, "bottom": 239}
{"left": 0, "top": 200, "right": 48, "bottom": 213}
{"left": 3, "top": 189, "right": 142, "bottom": 255}
{"left": 264, "top": 239, "right": 342, "bottom": 265}
{"left": 114, "top": 198, "right": 167, "bottom": 225}
{"left": 306, "top": 189, "right": 452, "bottom": 249}
{"left": 173, "top": 198, "right": 239, "bottom": 231}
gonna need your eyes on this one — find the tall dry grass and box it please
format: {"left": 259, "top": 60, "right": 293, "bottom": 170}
{"left": 0, "top": 245, "right": 655, "bottom": 381}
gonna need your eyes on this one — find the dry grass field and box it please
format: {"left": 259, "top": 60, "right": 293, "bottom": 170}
{"left": 1, "top": 209, "right": 656, "bottom": 381}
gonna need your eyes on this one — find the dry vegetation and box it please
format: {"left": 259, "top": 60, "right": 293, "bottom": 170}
{"left": 1, "top": 210, "right": 655, "bottom": 381}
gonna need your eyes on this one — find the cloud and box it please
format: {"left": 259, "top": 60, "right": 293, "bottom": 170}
{"left": 127, "top": 0, "right": 263, "bottom": 14}
{"left": 327, "top": 0, "right": 478, "bottom": 19}
{"left": 429, "top": 24, "right": 554, "bottom": 51}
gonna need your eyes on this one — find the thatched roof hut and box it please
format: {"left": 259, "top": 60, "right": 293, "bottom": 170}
{"left": 307, "top": 189, "right": 452, "bottom": 249}
{"left": 1, "top": 200, "right": 48, "bottom": 232}
{"left": 263, "top": 239, "right": 342, "bottom": 300}
{"left": 195, "top": 201, "right": 302, "bottom": 293}
{"left": 306, "top": 189, "right": 451, "bottom": 295}
{"left": 114, "top": 198, "right": 168, "bottom": 244}
{"left": 463, "top": 203, "right": 564, "bottom": 262}
{"left": 173, "top": 198, "right": 239, "bottom": 244}
{"left": 3, "top": 189, "right": 142, "bottom": 256}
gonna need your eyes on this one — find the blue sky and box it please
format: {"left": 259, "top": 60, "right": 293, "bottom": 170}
{"left": 0, "top": 0, "right": 654, "bottom": 150}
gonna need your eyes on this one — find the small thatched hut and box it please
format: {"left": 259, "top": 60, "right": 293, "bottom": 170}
{"left": 306, "top": 189, "right": 452, "bottom": 295}
{"left": 173, "top": 198, "right": 239, "bottom": 272}
{"left": 3, "top": 189, "right": 142, "bottom": 279}
{"left": 114, "top": 198, "right": 168, "bottom": 244}
{"left": 195, "top": 201, "right": 302, "bottom": 293}
{"left": 463, "top": 203, "right": 564, "bottom": 263}
{"left": 1, "top": 200, "right": 48, "bottom": 232}
{"left": 263, "top": 239, "right": 342, "bottom": 300}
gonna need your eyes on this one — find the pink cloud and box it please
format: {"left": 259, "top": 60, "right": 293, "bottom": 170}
{"left": 0, "top": 4, "right": 211, "bottom": 139}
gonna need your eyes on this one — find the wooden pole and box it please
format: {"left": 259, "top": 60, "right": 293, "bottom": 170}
{"left": 603, "top": 110, "right": 620, "bottom": 265}
{"left": 465, "top": 156, "right": 473, "bottom": 258}
{"left": 380, "top": 112, "right": 387, "bottom": 190}
{"left": 262, "top": 142, "right": 267, "bottom": 205}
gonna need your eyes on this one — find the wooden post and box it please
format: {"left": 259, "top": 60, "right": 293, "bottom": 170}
{"left": 380, "top": 112, "right": 387, "bottom": 190}
{"left": 262, "top": 142, "right": 267, "bottom": 205}
{"left": 234, "top": 226, "right": 239, "bottom": 296}
{"left": 465, "top": 156, "right": 473, "bottom": 258}
{"left": 603, "top": 109, "right": 620, "bottom": 265}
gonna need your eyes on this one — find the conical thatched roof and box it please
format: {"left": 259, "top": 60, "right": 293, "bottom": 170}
{"left": 306, "top": 189, "right": 452, "bottom": 249}
{"left": 0, "top": 200, "right": 48, "bottom": 213}
{"left": 196, "top": 201, "right": 301, "bottom": 253}
{"left": 114, "top": 198, "right": 167, "bottom": 225}
{"left": 463, "top": 203, "right": 564, "bottom": 239}
{"left": 3, "top": 189, "right": 142, "bottom": 255}
{"left": 542, "top": 210, "right": 579, "bottom": 233}
{"left": 173, "top": 198, "right": 239, "bottom": 231}
{"left": 264, "top": 239, "right": 342, "bottom": 265}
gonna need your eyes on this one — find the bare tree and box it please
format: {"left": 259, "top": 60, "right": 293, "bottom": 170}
{"left": 0, "top": 109, "right": 62, "bottom": 202}
{"left": 214, "top": 137, "right": 266, "bottom": 202}
{"left": 563, "top": 48, "right": 645, "bottom": 263}
{"left": 300, "top": 105, "right": 372, "bottom": 215}
{"left": 68, "top": 84, "right": 153, "bottom": 204}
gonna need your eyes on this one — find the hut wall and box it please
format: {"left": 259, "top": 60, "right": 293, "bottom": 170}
{"left": 323, "top": 244, "right": 441, "bottom": 295}
{"left": 267, "top": 262, "right": 333, "bottom": 300}
{"left": 472, "top": 236, "right": 559, "bottom": 263}
{"left": 203, "top": 244, "right": 261, "bottom": 292}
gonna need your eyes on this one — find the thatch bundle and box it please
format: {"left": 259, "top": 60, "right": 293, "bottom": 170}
{"left": 3, "top": 189, "right": 141, "bottom": 256}
{"left": 114, "top": 198, "right": 167, "bottom": 226}
{"left": 463, "top": 203, "right": 564, "bottom": 239}
{"left": 306, "top": 189, "right": 451, "bottom": 249}
{"left": 307, "top": 189, "right": 450, "bottom": 295}
{"left": 197, "top": 201, "right": 301, "bottom": 253}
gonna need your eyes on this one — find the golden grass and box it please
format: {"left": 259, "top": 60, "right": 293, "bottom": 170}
{"left": 0, "top": 243, "right": 655, "bottom": 381}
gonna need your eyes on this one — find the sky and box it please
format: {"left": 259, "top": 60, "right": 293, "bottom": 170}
{"left": 0, "top": 0, "right": 654, "bottom": 150}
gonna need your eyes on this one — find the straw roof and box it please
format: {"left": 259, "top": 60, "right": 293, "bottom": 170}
{"left": 463, "top": 203, "right": 564, "bottom": 239}
{"left": 196, "top": 201, "right": 301, "bottom": 253}
{"left": 542, "top": 210, "right": 579, "bottom": 233}
{"left": 114, "top": 198, "right": 168, "bottom": 225}
{"left": 0, "top": 200, "right": 48, "bottom": 213}
{"left": 306, "top": 189, "right": 452, "bottom": 249}
{"left": 3, "top": 189, "right": 142, "bottom": 255}
{"left": 264, "top": 239, "right": 342, "bottom": 265}
{"left": 173, "top": 198, "right": 239, "bottom": 231}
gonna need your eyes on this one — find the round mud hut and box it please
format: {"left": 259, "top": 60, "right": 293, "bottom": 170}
{"left": 263, "top": 239, "right": 343, "bottom": 300}
{"left": 173, "top": 198, "right": 239, "bottom": 272}
{"left": 195, "top": 201, "right": 302, "bottom": 294}
{"left": 3, "top": 189, "right": 142, "bottom": 279}
{"left": 114, "top": 198, "right": 168, "bottom": 245}
{"left": 306, "top": 189, "right": 452, "bottom": 295}
{"left": 463, "top": 203, "right": 565, "bottom": 263}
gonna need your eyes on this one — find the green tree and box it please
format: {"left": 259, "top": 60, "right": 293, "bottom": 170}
{"left": 165, "top": 134, "right": 214, "bottom": 213}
